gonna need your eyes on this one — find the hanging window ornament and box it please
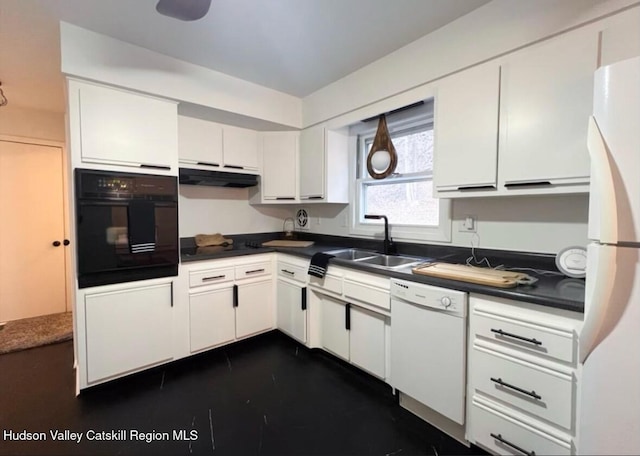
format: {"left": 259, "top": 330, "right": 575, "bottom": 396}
{"left": 366, "top": 114, "right": 397, "bottom": 179}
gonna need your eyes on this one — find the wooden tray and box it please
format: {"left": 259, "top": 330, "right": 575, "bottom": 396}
{"left": 412, "top": 263, "right": 531, "bottom": 288}
{"left": 261, "top": 240, "right": 315, "bottom": 247}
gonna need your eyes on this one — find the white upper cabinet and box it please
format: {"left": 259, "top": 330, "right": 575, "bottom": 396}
{"left": 498, "top": 29, "right": 597, "bottom": 190}
{"left": 70, "top": 80, "right": 178, "bottom": 174}
{"left": 299, "top": 125, "right": 325, "bottom": 199}
{"left": 434, "top": 62, "right": 500, "bottom": 194}
{"left": 261, "top": 131, "right": 298, "bottom": 200}
{"left": 299, "top": 125, "right": 349, "bottom": 203}
{"left": 178, "top": 116, "right": 223, "bottom": 168}
{"left": 178, "top": 116, "right": 258, "bottom": 173}
{"left": 432, "top": 28, "right": 597, "bottom": 198}
{"left": 223, "top": 125, "right": 259, "bottom": 171}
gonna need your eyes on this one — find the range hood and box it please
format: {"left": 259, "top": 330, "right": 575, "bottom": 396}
{"left": 179, "top": 168, "right": 258, "bottom": 188}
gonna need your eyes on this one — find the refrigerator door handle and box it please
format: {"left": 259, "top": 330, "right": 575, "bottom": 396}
{"left": 587, "top": 116, "right": 618, "bottom": 244}
{"left": 580, "top": 245, "right": 617, "bottom": 363}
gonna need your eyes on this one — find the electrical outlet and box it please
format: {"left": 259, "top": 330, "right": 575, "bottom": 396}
{"left": 460, "top": 215, "right": 477, "bottom": 233}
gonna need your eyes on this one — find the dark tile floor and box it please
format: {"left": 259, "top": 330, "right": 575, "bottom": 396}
{"left": 0, "top": 331, "right": 485, "bottom": 456}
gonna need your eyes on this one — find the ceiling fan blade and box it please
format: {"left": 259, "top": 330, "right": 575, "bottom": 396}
{"left": 156, "top": 0, "right": 212, "bottom": 21}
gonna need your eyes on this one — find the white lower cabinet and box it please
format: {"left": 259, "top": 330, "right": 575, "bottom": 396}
{"left": 189, "top": 286, "right": 235, "bottom": 353}
{"left": 320, "top": 294, "right": 349, "bottom": 360}
{"left": 275, "top": 255, "right": 310, "bottom": 344}
{"left": 276, "top": 279, "right": 307, "bottom": 344}
{"left": 315, "top": 271, "right": 389, "bottom": 381}
{"left": 84, "top": 280, "right": 174, "bottom": 384}
{"left": 186, "top": 256, "right": 274, "bottom": 354}
{"left": 467, "top": 294, "right": 582, "bottom": 455}
{"left": 349, "top": 305, "right": 386, "bottom": 379}
{"left": 236, "top": 280, "right": 273, "bottom": 338}
{"left": 471, "top": 396, "right": 572, "bottom": 456}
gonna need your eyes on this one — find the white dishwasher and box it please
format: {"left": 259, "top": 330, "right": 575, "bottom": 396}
{"left": 390, "top": 278, "right": 468, "bottom": 425}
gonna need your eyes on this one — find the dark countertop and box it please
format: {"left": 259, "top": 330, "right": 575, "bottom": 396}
{"left": 180, "top": 233, "right": 584, "bottom": 314}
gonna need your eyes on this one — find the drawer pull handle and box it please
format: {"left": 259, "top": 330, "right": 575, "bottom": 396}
{"left": 245, "top": 268, "right": 265, "bottom": 275}
{"left": 491, "top": 328, "right": 542, "bottom": 346}
{"left": 203, "top": 275, "right": 226, "bottom": 281}
{"left": 490, "top": 433, "right": 536, "bottom": 456}
{"left": 490, "top": 377, "right": 542, "bottom": 400}
{"left": 281, "top": 269, "right": 295, "bottom": 275}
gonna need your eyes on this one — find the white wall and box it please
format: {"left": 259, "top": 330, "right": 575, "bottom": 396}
{"left": 60, "top": 22, "right": 303, "bottom": 129}
{"left": 0, "top": 105, "right": 65, "bottom": 142}
{"left": 299, "top": 195, "right": 589, "bottom": 254}
{"left": 179, "top": 185, "right": 294, "bottom": 238}
{"left": 303, "top": 0, "right": 639, "bottom": 126}
{"left": 296, "top": 1, "right": 640, "bottom": 254}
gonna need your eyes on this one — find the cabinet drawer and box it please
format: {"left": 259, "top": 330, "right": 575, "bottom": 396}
{"left": 309, "top": 272, "right": 343, "bottom": 295}
{"left": 277, "top": 262, "right": 308, "bottom": 284}
{"left": 344, "top": 279, "right": 390, "bottom": 311}
{"left": 473, "top": 307, "right": 576, "bottom": 364}
{"left": 471, "top": 398, "right": 571, "bottom": 456}
{"left": 235, "top": 262, "right": 271, "bottom": 280}
{"left": 472, "top": 345, "right": 575, "bottom": 429}
{"left": 189, "top": 267, "right": 235, "bottom": 288}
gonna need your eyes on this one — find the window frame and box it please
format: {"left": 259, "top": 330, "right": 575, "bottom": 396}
{"left": 349, "top": 113, "right": 452, "bottom": 243}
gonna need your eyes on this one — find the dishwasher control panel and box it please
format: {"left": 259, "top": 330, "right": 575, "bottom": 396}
{"left": 390, "top": 279, "right": 467, "bottom": 316}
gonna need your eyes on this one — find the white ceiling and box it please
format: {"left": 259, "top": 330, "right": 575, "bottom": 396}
{"left": 0, "top": 0, "right": 490, "bottom": 114}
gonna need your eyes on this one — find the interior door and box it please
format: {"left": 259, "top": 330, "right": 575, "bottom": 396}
{"left": 0, "top": 139, "right": 68, "bottom": 321}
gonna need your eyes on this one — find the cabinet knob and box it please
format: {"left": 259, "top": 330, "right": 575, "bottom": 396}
{"left": 63, "top": 239, "right": 70, "bottom": 246}
{"left": 52, "top": 241, "right": 61, "bottom": 247}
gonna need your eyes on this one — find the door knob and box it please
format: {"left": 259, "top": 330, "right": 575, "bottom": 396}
{"left": 52, "top": 241, "right": 61, "bottom": 247}
{"left": 63, "top": 239, "right": 70, "bottom": 246}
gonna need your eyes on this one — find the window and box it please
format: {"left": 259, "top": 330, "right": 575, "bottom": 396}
{"left": 351, "top": 103, "right": 451, "bottom": 242}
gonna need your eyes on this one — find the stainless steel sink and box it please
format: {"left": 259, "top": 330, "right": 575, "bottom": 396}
{"left": 324, "top": 248, "right": 379, "bottom": 261}
{"left": 324, "top": 249, "right": 423, "bottom": 270}
{"left": 357, "top": 254, "right": 423, "bottom": 269}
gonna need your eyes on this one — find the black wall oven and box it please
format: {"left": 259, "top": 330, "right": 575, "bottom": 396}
{"left": 75, "top": 169, "right": 179, "bottom": 288}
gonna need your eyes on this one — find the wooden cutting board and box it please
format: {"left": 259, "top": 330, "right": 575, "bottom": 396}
{"left": 261, "top": 240, "right": 315, "bottom": 247}
{"left": 412, "top": 263, "right": 531, "bottom": 288}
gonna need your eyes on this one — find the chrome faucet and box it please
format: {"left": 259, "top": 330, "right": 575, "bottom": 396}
{"left": 364, "top": 214, "right": 396, "bottom": 255}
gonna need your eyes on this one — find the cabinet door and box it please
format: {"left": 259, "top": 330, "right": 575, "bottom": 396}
{"left": 78, "top": 83, "right": 177, "bottom": 170}
{"left": 262, "top": 132, "right": 298, "bottom": 200}
{"left": 499, "top": 30, "right": 597, "bottom": 187}
{"left": 320, "top": 294, "right": 349, "bottom": 360}
{"left": 349, "top": 305, "right": 386, "bottom": 379}
{"left": 299, "top": 125, "right": 325, "bottom": 199}
{"left": 85, "top": 282, "right": 173, "bottom": 383}
{"left": 276, "top": 279, "right": 306, "bottom": 343}
{"left": 434, "top": 62, "right": 500, "bottom": 193}
{"left": 178, "top": 116, "right": 223, "bottom": 167}
{"left": 236, "top": 279, "right": 273, "bottom": 339}
{"left": 223, "top": 125, "right": 259, "bottom": 170}
{"left": 189, "top": 287, "right": 235, "bottom": 353}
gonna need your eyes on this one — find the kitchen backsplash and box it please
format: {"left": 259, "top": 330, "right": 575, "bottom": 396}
{"left": 178, "top": 185, "right": 293, "bottom": 238}
{"left": 299, "top": 194, "right": 589, "bottom": 255}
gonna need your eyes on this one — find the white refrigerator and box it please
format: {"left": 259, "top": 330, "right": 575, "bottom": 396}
{"left": 578, "top": 55, "right": 640, "bottom": 455}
